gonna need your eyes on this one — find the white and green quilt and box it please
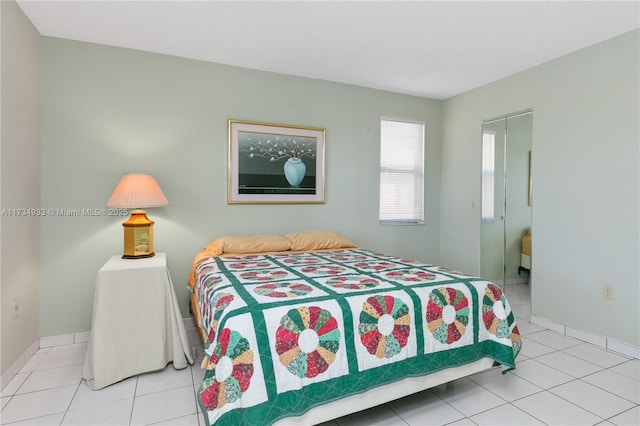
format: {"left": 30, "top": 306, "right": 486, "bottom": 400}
{"left": 192, "top": 248, "right": 522, "bottom": 425}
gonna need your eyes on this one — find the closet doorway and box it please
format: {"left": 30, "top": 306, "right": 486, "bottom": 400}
{"left": 481, "top": 111, "right": 533, "bottom": 290}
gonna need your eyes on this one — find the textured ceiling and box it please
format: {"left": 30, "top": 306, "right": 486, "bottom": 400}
{"left": 17, "top": 1, "right": 640, "bottom": 99}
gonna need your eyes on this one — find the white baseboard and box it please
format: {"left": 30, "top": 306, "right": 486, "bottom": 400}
{"left": 36, "top": 319, "right": 196, "bottom": 346}
{"left": 530, "top": 314, "right": 639, "bottom": 359}
{"left": 39, "top": 331, "right": 91, "bottom": 348}
{"left": 1, "top": 340, "right": 39, "bottom": 391}
{"left": 38, "top": 319, "right": 196, "bottom": 349}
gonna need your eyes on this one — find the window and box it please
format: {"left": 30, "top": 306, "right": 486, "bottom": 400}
{"left": 379, "top": 118, "right": 425, "bottom": 225}
{"left": 481, "top": 131, "right": 495, "bottom": 223}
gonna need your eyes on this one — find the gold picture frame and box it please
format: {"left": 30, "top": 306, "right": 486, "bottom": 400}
{"left": 228, "top": 120, "right": 326, "bottom": 204}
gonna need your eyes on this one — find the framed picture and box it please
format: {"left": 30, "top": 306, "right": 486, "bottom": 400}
{"left": 228, "top": 120, "right": 325, "bottom": 204}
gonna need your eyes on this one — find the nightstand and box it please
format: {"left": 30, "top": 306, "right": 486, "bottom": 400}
{"left": 82, "top": 253, "right": 194, "bottom": 390}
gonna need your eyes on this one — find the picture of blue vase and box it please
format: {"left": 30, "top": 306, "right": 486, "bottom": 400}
{"left": 284, "top": 157, "right": 306, "bottom": 186}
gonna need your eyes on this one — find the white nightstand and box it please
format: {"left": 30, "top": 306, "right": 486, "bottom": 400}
{"left": 82, "top": 253, "right": 194, "bottom": 389}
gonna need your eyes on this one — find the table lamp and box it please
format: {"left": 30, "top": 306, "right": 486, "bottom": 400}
{"left": 107, "top": 173, "right": 169, "bottom": 259}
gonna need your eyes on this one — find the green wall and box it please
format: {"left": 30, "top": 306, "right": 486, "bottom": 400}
{"left": 38, "top": 29, "right": 640, "bottom": 349}
{"left": 442, "top": 29, "right": 639, "bottom": 346}
{"left": 40, "top": 38, "right": 442, "bottom": 337}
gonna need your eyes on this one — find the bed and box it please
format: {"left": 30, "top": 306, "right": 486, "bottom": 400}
{"left": 520, "top": 229, "right": 532, "bottom": 274}
{"left": 188, "top": 231, "right": 521, "bottom": 425}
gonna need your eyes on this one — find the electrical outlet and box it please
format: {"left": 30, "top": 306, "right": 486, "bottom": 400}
{"left": 602, "top": 283, "right": 614, "bottom": 300}
{"left": 12, "top": 299, "right": 20, "bottom": 318}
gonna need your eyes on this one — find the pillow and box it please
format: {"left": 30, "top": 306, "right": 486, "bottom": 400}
{"left": 284, "top": 230, "right": 356, "bottom": 251}
{"left": 217, "top": 234, "right": 291, "bottom": 254}
{"left": 202, "top": 240, "right": 223, "bottom": 256}
{"left": 188, "top": 234, "right": 290, "bottom": 288}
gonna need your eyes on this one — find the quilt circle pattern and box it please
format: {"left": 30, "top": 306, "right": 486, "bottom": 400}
{"left": 301, "top": 265, "right": 346, "bottom": 275}
{"left": 196, "top": 262, "right": 215, "bottom": 275}
{"left": 327, "top": 253, "right": 369, "bottom": 262}
{"left": 201, "top": 328, "right": 254, "bottom": 411}
{"left": 384, "top": 269, "right": 437, "bottom": 283}
{"left": 206, "top": 292, "right": 234, "bottom": 343}
{"left": 437, "top": 267, "right": 472, "bottom": 277}
{"left": 280, "top": 256, "right": 323, "bottom": 265}
{"left": 510, "top": 324, "right": 522, "bottom": 357}
{"left": 353, "top": 261, "right": 397, "bottom": 271}
{"left": 275, "top": 306, "right": 340, "bottom": 378}
{"left": 253, "top": 282, "right": 313, "bottom": 298}
{"left": 426, "top": 287, "right": 469, "bottom": 344}
{"left": 239, "top": 269, "right": 288, "bottom": 281}
{"left": 325, "top": 275, "right": 379, "bottom": 290}
{"left": 228, "top": 260, "right": 273, "bottom": 270}
{"left": 482, "top": 283, "right": 510, "bottom": 339}
{"left": 202, "top": 274, "right": 224, "bottom": 288}
{"left": 358, "top": 295, "right": 411, "bottom": 358}
{"left": 221, "top": 255, "right": 261, "bottom": 261}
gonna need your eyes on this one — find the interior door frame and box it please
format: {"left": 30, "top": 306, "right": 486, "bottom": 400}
{"left": 480, "top": 109, "right": 533, "bottom": 292}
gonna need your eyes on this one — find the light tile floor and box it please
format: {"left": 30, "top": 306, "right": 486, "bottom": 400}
{"left": 1, "top": 283, "right": 638, "bottom": 425}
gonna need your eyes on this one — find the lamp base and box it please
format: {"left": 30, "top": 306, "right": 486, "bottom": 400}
{"left": 121, "top": 209, "right": 155, "bottom": 259}
{"left": 122, "top": 252, "right": 156, "bottom": 259}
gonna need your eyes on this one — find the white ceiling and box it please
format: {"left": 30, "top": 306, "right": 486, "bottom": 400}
{"left": 16, "top": 1, "right": 640, "bottom": 99}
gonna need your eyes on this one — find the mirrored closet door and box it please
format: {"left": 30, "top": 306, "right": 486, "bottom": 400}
{"left": 481, "top": 111, "right": 532, "bottom": 290}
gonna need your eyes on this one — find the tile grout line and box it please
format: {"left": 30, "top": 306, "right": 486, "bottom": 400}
{"left": 129, "top": 376, "right": 139, "bottom": 425}
{"left": 545, "top": 377, "right": 636, "bottom": 422}
{"left": 59, "top": 380, "right": 83, "bottom": 425}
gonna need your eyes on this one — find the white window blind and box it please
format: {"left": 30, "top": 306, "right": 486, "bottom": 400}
{"left": 379, "top": 118, "right": 425, "bottom": 225}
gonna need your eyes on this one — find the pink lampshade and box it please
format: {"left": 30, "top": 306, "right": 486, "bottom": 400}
{"left": 107, "top": 173, "right": 169, "bottom": 208}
